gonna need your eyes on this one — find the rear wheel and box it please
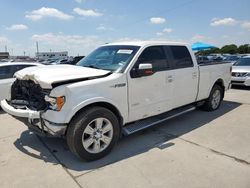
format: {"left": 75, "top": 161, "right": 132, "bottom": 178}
{"left": 201, "top": 85, "right": 223, "bottom": 111}
{"left": 67, "top": 106, "right": 120, "bottom": 161}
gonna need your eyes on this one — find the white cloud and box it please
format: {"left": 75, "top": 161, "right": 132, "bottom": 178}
{"left": 73, "top": 8, "right": 103, "bottom": 17}
{"left": 96, "top": 25, "right": 106, "bottom": 30}
{"left": 156, "top": 32, "right": 163, "bottom": 36}
{"left": 115, "top": 37, "right": 141, "bottom": 42}
{"left": 26, "top": 7, "right": 73, "bottom": 21}
{"left": 163, "top": 27, "right": 172, "bottom": 33}
{"left": 156, "top": 27, "right": 172, "bottom": 36}
{"left": 210, "top": 17, "right": 237, "bottom": 26}
{"left": 0, "top": 36, "right": 10, "bottom": 43}
{"left": 75, "top": 0, "right": 84, "bottom": 3}
{"left": 150, "top": 17, "right": 166, "bottom": 24}
{"left": 241, "top": 21, "right": 250, "bottom": 30}
{"left": 96, "top": 24, "right": 114, "bottom": 31}
{"left": 222, "top": 35, "right": 229, "bottom": 39}
{"left": 31, "top": 33, "right": 103, "bottom": 55}
{"left": 191, "top": 34, "right": 206, "bottom": 42}
{"left": 6, "top": 24, "right": 28, "bottom": 30}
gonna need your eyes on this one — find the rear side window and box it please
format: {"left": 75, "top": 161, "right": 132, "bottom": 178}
{"left": 0, "top": 66, "right": 12, "bottom": 79}
{"left": 13, "top": 65, "right": 34, "bottom": 73}
{"left": 138, "top": 46, "right": 168, "bottom": 71}
{"left": 169, "top": 46, "right": 193, "bottom": 68}
{"left": 0, "top": 65, "right": 35, "bottom": 79}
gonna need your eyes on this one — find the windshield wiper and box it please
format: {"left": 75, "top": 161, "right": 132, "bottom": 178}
{"left": 84, "top": 65, "right": 113, "bottom": 72}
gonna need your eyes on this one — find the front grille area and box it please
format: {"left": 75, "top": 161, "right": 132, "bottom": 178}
{"left": 231, "top": 81, "right": 244, "bottom": 84}
{"left": 232, "top": 72, "right": 247, "bottom": 77}
{"left": 10, "top": 79, "right": 50, "bottom": 111}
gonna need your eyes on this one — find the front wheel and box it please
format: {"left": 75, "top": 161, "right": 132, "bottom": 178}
{"left": 66, "top": 106, "right": 120, "bottom": 161}
{"left": 201, "top": 85, "right": 223, "bottom": 111}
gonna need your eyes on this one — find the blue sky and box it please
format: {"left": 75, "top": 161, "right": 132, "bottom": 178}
{"left": 0, "top": 0, "right": 250, "bottom": 56}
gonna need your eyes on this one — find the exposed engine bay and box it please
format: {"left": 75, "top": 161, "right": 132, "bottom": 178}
{"left": 10, "top": 79, "right": 50, "bottom": 111}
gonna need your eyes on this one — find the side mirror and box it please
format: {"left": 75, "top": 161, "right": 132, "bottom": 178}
{"left": 130, "top": 63, "right": 154, "bottom": 78}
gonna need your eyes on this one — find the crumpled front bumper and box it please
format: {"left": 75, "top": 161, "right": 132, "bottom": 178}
{"left": 1, "top": 99, "right": 67, "bottom": 137}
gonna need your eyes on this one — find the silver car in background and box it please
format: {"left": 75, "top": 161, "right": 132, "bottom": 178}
{"left": 231, "top": 56, "right": 250, "bottom": 86}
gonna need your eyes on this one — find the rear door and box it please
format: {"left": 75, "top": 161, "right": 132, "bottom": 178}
{"left": 165, "top": 46, "right": 199, "bottom": 108}
{"left": 127, "top": 45, "right": 174, "bottom": 122}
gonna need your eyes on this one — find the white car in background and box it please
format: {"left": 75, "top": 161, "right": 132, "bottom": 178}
{"left": 0, "top": 62, "right": 43, "bottom": 101}
{"left": 231, "top": 56, "right": 250, "bottom": 86}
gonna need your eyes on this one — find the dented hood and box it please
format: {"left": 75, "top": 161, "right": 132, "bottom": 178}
{"left": 15, "top": 65, "right": 111, "bottom": 89}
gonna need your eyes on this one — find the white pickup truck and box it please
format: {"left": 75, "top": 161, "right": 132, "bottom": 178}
{"left": 1, "top": 41, "right": 231, "bottom": 161}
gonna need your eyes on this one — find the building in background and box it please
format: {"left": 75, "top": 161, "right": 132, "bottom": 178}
{"left": 35, "top": 51, "right": 68, "bottom": 60}
{"left": 0, "top": 52, "right": 9, "bottom": 59}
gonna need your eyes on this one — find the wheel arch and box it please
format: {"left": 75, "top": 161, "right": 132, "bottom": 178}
{"left": 212, "top": 78, "right": 225, "bottom": 98}
{"left": 68, "top": 100, "right": 124, "bottom": 130}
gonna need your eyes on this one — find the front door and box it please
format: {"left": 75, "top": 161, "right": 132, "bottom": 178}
{"left": 127, "top": 46, "right": 174, "bottom": 122}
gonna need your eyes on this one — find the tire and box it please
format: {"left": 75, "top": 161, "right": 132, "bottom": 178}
{"left": 201, "top": 84, "right": 223, "bottom": 111}
{"left": 66, "top": 106, "right": 120, "bottom": 161}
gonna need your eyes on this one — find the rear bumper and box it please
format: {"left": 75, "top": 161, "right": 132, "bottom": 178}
{"left": 1, "top": 99, "right": 67, "bottom": 137}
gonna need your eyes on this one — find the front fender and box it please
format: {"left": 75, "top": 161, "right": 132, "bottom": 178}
{"left": 65, "top": 97, "right": 127, "bottom": 124}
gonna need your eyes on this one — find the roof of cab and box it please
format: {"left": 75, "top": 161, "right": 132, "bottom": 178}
{"left": 102, "top": 41, "right": 189, "bottom": 47}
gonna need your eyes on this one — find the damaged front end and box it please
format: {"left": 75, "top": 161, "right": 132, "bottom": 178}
{"left": 1, "top": 79, "right": 67, "bottom": 137}
{"left": 10, "top": 79, "right": 50, "bottom": 111}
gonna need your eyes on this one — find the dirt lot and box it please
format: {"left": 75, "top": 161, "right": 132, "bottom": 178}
{"left": 0, "top": 86, "right": 250, "bottom": 188}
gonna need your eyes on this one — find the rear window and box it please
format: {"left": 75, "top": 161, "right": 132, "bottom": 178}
{"left": 13, "top": 65, "right": 34, "bottom": 72}
{"left": 169, "top": 46, "right": 193, "bottom": 68}
{"left": 0, "top": 66, "right": 12, "bottom": 79}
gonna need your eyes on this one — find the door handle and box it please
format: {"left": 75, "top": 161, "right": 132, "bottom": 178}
{"left": 192, "top": 72, "right": 197, "bottom": 79}
{"left": 167, "top": 75, "right": 174, "bottom": 82}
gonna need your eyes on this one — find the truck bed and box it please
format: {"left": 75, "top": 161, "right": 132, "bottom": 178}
{"left": 197, "top": 62, "right": 232, "bottom": 101}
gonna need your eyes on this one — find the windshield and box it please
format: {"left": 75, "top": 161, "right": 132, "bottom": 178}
{"left": 77, "top": 45, "right": 140, "bottom": 72}
{"left": 225, "top": 56, "right": 239, "bottom": 61}
{"left": 234, "top": 58, "right": 250, "bottom": 66}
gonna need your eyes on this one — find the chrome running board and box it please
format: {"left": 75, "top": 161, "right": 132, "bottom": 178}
{"left": 122, "top": 105, "right": 196, "bottom": 135}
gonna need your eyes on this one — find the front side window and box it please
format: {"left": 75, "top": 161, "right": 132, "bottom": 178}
{"left": 137, "top": 46, "right": 168, "bottom": 71}
{"left": 77, "top": 45, "right": 140, "bottom": 72}
{"left": 169, "top": 46, "right": 193, "bottom": 68}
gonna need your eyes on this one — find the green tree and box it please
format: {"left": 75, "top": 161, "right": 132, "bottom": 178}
{"left": 197, "top": 48, "right": 220, "bottom": 55}
{"left": 220, "top": 44, "right": 238, "bottom": 54}
{"left": 238, "top": 44, "right": 250, "bottom": 54}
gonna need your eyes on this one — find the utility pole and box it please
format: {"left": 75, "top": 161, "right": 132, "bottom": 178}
{"left": 36, "top": 41, "right": 39, "bottom": 53}
{"left": 36, "top": 41, "right": 39, "bottom": 59}
{"left": 11, "top": 48, "right": 13, "bottom": 56}
{"left": 5, "top": 45, "right": 7, "bottom": 52}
